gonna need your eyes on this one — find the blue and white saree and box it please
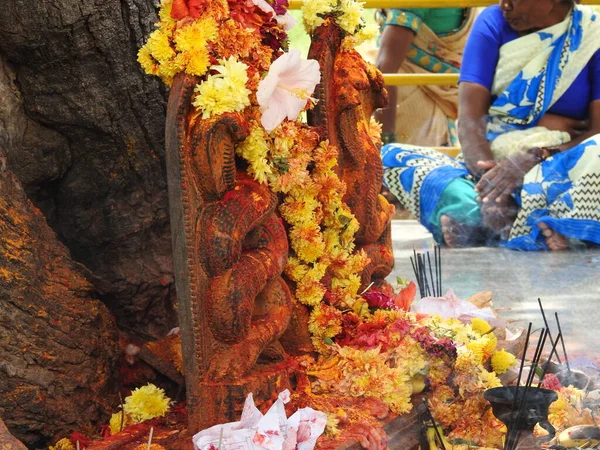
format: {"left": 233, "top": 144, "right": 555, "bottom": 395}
{"left": 382, "top": 5, "right": 600, "bottom": 250}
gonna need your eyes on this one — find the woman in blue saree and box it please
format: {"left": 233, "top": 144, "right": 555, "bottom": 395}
{"left": 381, "top": 0, "right": 600, "bottom": 250}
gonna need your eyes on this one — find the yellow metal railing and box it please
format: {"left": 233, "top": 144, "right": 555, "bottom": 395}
{"left": 289, "top": 0, "right": 598, "bottom": 8}
{"left": 383, "top": 73, "right": 460, "bottom": 86}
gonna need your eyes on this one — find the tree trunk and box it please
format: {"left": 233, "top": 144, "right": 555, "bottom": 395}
{"left": 0, "top": 418, "right": 27, "bottom": 450}
{"left": 0, "top": 0, "right": 175, "bottom": 338}
{"left": 0, "top": 148, "right": 120, "bottom": 448}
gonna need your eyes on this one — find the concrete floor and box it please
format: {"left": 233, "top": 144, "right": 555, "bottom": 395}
{"left": 389, "top": 220, "right": 600, "bottom": 359}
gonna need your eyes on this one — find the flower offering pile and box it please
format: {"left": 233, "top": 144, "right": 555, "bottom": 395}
{"left": 43, "top": 0, "right": 600, "bottom": 449}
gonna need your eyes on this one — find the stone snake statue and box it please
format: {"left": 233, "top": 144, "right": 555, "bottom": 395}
{"left": 308, "top": 20, "right": 395, "bottom": 294}
{"left": 165, "top": 74, "right": 292, "bottom": 428}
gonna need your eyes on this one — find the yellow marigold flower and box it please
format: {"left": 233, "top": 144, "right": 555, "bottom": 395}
{"left": 247, "top": 158, "right": 273, "bottom": 185}
{"left": 455, "top": 346, "right": 480, "bottom": 372}
{"left": 334, "top": 250, "right": 369, "bottom": 278}
{"left": 290, "top": 222, "right": 325, "bottom": 262}
{"left": 392, "top": 336, "right": 428, "bottom": 378}
{"left": 123, "top": 383, "right": 171, "bottom": 423}
{"left": 280, "top": 196, "right": 321, "bottom": 226}
{"left": 146, "top": 28, "right": 175, "bottom": 64}
{"left": 184, "top": 47, "right": 211, "bottom": 77}
{"left": 313, "top": 141, "right": 338, "bottom": 171}
{"left": 549, "top": 390, "right": 570, "bottom": 430}
{"left": 304, "top": 262, "right": 328, "bottom": 283}
{"left": 338, "top": 0, "right": 363, "bottom": 34}
{"left": 466, "top": 340, "right": 485, "bottom": 365}
{"left": 483, "top": 333, "right": 497, "bottom": 358}
{"left": 296, "top": 278, "right": 326, "bottom": 306}
{"left": 193, "top": 58, "right": 252, "bottom": 119}
{"left": 340, "top": 216, "right": 360, "bottom": 243}
{"left": 491, "top": 349, "right": 516, "bottom": 375}
{"left": 215, "top": 20, "right": 262, "bottom": 60}
{"left": 370, "top": 308, "right": 403, "bottom": 324}
{"left": 309, "top": 303, "right": 343, "bottom": 338}
{"left": 342, "top": 23, "right": 379, "bottom": 48}
{"left": 138, "top": 46, "right": 159, "bottom": 76}
{"left": 331, "top": 274, "right": 360, "bottom": 295}
{"left": 174, "top": 18, "right": 218, "bottom": 53}
{"left": 158, "top": 56, "right": 185, "bottom": 83}
{"left": 471, "top": 318, "right": 492, "bottom": 335}
{"left": 109, "top": 410, "right": 133, "bottom": 435}
{"left": 284, "top": 257, "right": 309, "bottom": 282}
{"left": 428, "top": 358, "right": 453, "bottom": 386}
{"left": 325, "top": 413, "right": 341, "bottom": 438}
{"left": 301, "top": 0, "right": 335, "bottom": 32}
{"left": 369, "top": 117, "right": 383, "bottom": 147}
{"left": 49, "top": 438, "right": 75, "bottom": 450}
{"left": 237, "top": 123, "right": 271, "bottom": 175}
{"left": 476, "top": 367, "right": 502, "bottom": 391}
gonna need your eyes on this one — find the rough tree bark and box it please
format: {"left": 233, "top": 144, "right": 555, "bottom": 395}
{"left": 0, "top": 0, "right": 176, "bottom": 338}
{"left": 0, "top": 148, "right": 120, "bottom": 447}
{"left": 0, "top": 418, "right": 27, "bottom": 450}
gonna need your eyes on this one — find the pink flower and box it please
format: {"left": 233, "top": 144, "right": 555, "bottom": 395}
{"left": 257, "top": 50, "right": 320, "bottom": 132}
{"left": 541, "top": 373, "right": 562, "bottom": 391}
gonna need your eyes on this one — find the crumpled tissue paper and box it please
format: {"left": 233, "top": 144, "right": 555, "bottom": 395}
{"left": 193, "top": 390, "right": 327, "bottom": 450}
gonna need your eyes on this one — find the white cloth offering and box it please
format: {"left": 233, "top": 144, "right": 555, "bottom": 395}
{"left": 193, "top": 390, "right": 327, "bottom": 450}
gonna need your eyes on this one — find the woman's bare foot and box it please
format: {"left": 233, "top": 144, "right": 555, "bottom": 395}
{"left": 440, "top": 215, "right": 483, "bottom": 248}
{"left": 537, "top": 223, "right": 568, "bottom": 251}
{"left": 481, "top": 195, "right": 518, "bottom": 240}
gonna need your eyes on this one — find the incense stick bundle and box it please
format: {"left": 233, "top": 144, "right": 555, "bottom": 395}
{"left": 507, "top": 328, "right": 549, "bottom": 450}
{"left": 410, "top": 246, "right": 443, "bottom": 298}
{"left": 554, "top": 312, "right": 570, "bottom": 373}
{"left": 538, "top": 298, "right": 562, "bottom": 365}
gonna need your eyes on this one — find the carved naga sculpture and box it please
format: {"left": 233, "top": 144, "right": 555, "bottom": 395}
{"left": 165, "top": 74, "right": 292, "bottom": 429}
{"left": 161, "top": 4, "right": 396, "bottom": 435}
{"left": 308, "top": 20, "right": 396, "bottom": 294}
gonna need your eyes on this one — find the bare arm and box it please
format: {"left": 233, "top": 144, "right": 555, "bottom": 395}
{"left": 457, "top": 82, "right": 493, "bottom": 176}
{"left": 556, "top": 100, "right": 600, "bottom": 150}
{"left": 375, "top": 25, "right": 416, "bottom": 136}
{"left": 474, "top": 102, "right": 600, "bottom": 203}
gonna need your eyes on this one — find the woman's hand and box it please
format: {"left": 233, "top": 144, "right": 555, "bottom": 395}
{"left": 475, "top": 151, "right": 539, "bottom": 203}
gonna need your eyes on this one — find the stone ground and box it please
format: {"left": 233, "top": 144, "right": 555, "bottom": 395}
{"left": 389, "top": 220, "right": 600, "bottom": 359}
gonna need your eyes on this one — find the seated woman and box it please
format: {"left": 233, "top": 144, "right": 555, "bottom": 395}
{"left": 381, "top": 0, "right": 600, "bottom": 250}
{"left": 376, "top": 8, "right": 475, "bottom": 147}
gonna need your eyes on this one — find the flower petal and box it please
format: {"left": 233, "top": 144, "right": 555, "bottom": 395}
{"left": 277, "top": 12, "right": 297, "bottom": 31}
{"left": 258, "top": 50, "right": 321, "bottom": 131}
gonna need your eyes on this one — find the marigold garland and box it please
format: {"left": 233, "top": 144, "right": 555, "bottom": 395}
{"left": 137, "top": 1, "right": 521, "bottom": 447}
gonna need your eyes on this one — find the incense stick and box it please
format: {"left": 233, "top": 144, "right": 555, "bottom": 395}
{"left": 554, "top": 312, "right": 570, "bottom": 373}
{"left": 509, "top": 329, "right": 548, "bottom": 450}
{"left": 437, "top": 246, "right": 442, "bottom": 296}
{"left": 423, "top": 398, "right": 446, "bottom": 449}
{"left": 411, "top": 246, "right": 443, "bottom": 299}
{"left": 434, "top": 245, "right": 440, "bottom": 297}
{"left": 427, "top": 252, "right": 435, "bottom": 298}
{"left": 538, "top": 298, "right": 561, "bottom": 364}
{"left": 505, "top": 323, "right": 532, "bottom": 450}
{"left": 147, "top": 427, "right": 154, "bottom": 450}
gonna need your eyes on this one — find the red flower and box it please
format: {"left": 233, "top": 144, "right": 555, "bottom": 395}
{"left": 363, "top": 291, "right": 396, "bottom": 310}
{"left": 170, "top": 0, "right": 207, "bottom": 20}
{"left": 541, "top": 373, "right": 562, "bottom": 391}
{"left": 394, "top": 281, "right": 416, "bottom": 311}
{"left": 229, "top": 0, "right": 267, "bottom": 29}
